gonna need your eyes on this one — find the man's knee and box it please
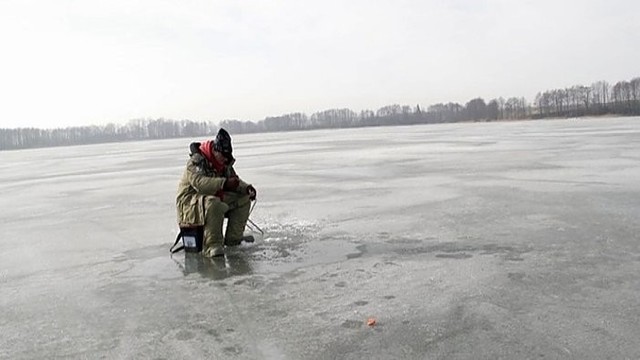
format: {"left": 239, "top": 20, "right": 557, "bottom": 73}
{"left": 205, "top": 197, "right": 229, "bottom": 218}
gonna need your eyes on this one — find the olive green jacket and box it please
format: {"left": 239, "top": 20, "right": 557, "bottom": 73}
{"left": 176, "top": 145, "right": 249, "bottom": 226}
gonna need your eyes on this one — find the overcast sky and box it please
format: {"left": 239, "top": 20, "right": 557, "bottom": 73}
{"left": 0, "top": 0, "right": 638, "bottom": 129}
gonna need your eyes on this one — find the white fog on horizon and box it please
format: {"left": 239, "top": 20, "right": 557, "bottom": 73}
{"left": 0, "top": 0, "right": 638, "bottom": 129}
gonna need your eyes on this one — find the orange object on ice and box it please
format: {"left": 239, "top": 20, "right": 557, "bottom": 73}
{"left": 367, "top": 318, "right": 376, "bottom": 326}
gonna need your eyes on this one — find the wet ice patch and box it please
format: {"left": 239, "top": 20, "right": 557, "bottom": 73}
{"left": 258, "top": 218, "right": 322, "bottom": 243}
{"left": 238, "top": 218, "right": 364, "bottom": 273}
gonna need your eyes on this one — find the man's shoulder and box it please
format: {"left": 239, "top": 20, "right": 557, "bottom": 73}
{"left": 186, "top": 153, "right": 206, "bottom": 168}
{"left": 187, "top": 153, "right": 215, "bottom": 176}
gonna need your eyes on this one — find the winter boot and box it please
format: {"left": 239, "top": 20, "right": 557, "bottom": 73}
{"left": 203, "top": 246, "right": 224, "bottom": 258}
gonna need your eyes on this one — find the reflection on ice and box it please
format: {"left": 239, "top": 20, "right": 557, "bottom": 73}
{"left": 172, "top": 252, "right": 253, "bottom": 280}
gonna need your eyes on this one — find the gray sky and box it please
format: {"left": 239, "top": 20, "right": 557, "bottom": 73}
{"left": 1, "top": 0, "right": 638, "bottom": 129}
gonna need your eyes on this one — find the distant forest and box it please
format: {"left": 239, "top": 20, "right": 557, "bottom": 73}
{"left": 1, "top": 75, "right": 639, "bottom": 151}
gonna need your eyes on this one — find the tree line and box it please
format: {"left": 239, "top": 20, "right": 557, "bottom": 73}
{"left": 1, "top": 75, "right": 638, "bottom": 151}
{"left": 0, "top": 119, "right": 219, "bottom": 151}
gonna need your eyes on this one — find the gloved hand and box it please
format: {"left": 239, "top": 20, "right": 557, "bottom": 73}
{"left": 223, "top": 176, "right": 240, "bottom": 191}
{"left": 246, "top": 184, "right": 257, "bottom": 201}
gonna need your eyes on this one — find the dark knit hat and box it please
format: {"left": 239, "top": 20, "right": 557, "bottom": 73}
{"left": 213, "top": 128, "right": 233, "bottom": 159}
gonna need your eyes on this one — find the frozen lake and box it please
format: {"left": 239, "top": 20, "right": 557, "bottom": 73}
{"left": 1, "top": 117, "right": 640, "bottom": 359}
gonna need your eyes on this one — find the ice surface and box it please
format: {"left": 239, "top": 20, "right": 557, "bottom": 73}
{"left": 1, "top": 117, "right": 640, "bottom": 359}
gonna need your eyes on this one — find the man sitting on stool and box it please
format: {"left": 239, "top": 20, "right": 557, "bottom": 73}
{"left": 176, "top": 128, "right": 257, "bottom": 257}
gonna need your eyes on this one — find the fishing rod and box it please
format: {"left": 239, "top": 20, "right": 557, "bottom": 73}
{"left": 246, "top": 199, "right": 264, "bottom": 237}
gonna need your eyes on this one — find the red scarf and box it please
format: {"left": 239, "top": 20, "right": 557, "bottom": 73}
{"left": 199, "top": 140, "right": 225, "bottom": 174}
{"left": 199, "top": 140, "right": 226, "bottom": 199}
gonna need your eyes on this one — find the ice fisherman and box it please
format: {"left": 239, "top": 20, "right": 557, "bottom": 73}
{"left": 176, "top": 128, "right": 257, "bottom": 257}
